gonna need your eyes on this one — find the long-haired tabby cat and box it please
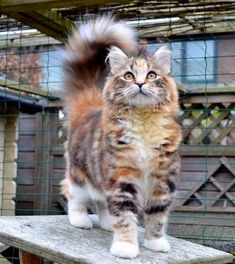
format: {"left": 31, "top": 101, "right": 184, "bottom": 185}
{"left": 62, "top": 15, "right": 182, "bottom": 259}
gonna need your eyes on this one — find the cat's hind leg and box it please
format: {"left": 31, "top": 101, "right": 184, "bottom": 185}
{"left": 65, "top": 180, "right": 93, "bottom": 229}
{"left": 96, "top": 201, "right": 112, "bottom": 231}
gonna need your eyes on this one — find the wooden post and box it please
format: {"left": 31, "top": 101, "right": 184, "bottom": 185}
{"left": 34, "top": 108, "right": 59, "bottom": 215}
{"left": 19, "top": 251, "right": 43, "bottom": 264}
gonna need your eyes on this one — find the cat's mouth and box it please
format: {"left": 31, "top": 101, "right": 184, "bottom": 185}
{"left": 131, "top": 90, "right": 149, "bottom": 97}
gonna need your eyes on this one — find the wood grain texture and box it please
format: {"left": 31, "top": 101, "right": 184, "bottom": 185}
{"left": 19, "top": 251, "right": 43, "bottom": 264}
{"left": 0, "top": 242, "right": 9, "bottom": 253}
{"left": 0, "top": 215, "right": 232, "bottom": 264}
{"left": 0, "top": 0, "right": 130, "bottom": 12}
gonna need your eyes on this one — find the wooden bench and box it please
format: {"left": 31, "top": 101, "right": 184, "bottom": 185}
{"left": 0, "top": 215, "right": 233, "bottom": 264}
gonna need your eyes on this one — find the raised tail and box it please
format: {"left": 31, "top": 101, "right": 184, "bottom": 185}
{"left": 64, "top": 15, "right": 137, "bottom": 94}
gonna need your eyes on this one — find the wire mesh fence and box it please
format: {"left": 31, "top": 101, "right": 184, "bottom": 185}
{"left": 0, "top": 1, "right": 235, "bottom": 263}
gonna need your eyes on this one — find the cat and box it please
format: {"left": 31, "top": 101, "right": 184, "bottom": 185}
{"left": 61, "top": 15, "right": 182, "bottom": 259}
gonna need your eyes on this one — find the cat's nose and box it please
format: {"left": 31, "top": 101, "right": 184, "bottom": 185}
{"left": 136, "top": 82, "right": 145, "bottom": 88}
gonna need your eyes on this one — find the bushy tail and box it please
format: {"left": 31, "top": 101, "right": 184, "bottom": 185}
{"left": 64, "top": 15, "right": 137, "bottom": 95}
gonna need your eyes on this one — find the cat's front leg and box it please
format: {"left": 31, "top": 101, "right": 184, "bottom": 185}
{"left": 143, "top": 198, "right": 171, "bottom": 252}
{"left": 107, "top": 179, "right": 141, "bottom": 259}
{"left": 143, "top": 152, "right": 180, "bottom": 252}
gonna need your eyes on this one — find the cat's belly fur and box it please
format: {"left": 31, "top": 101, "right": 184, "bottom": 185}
{"left": 121, "top": 115, "right": 167, "bottom": 172}
{"left": 131, "top": 138, "right": 163, "bottom": 202}
{"left": 83, "top": 113, "right": 178, "bottom": 203}
{"left": 87, "top": 138, "right": 161, "bottom": 204}
{"left": 115, "top": 116, "right": 171, "bottom": 202}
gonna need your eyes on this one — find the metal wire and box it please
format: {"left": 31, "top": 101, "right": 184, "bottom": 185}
{"left": 0, "top": 2, "right": 235, "bottom": 262}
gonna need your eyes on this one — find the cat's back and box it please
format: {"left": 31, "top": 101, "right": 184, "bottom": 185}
{"left": 66, "top": 91, "right": 104, "bottom": 173}
{"left": 66, "top": 91, "right": 104, "bottom": 133}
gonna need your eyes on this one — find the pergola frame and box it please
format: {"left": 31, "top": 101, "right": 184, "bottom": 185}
{"left": 1, "top": 0, "right": 235, "bottom": 43}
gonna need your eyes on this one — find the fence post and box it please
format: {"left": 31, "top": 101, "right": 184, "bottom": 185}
{"left": 34, "top": 107, "right": 59, "bottom": 215}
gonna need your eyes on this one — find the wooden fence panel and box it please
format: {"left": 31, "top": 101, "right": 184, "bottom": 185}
{"left": 16, "top": 98, "right": 235, "bottom": 217}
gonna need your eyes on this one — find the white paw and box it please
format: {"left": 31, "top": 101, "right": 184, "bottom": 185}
{"left": 89, "top": 214, "right": 99, "bottom": 227}
{"left": 99, "top": 216, "right": 112, "bottom": 231}
{"left": 69, "top": 212, "right": 93, "bottom": 229}
{"left": 89, "top": 214, "right": 112, "bottom": 231}
{"left": 110, "top": 241, "right": 139, "bottom": 259}
{"left": 143, "top": 237, "right": 171, "bottom": 252}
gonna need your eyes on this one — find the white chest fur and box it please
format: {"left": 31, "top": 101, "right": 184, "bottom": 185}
{"left": 119, "top": 111, "right": 167, "bottom": 154}
{"left": 118, "top": 111, "right": 169, "bottom": 201}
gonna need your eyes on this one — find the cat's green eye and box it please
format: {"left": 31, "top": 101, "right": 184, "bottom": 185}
{"left": 124, "top": 72, "right": 134, "bottom": 81}
{"left": 147, "top": 71, "right": 157, "bottom": 80}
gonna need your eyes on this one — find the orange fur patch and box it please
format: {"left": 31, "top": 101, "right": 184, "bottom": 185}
{"left": 67, "top": 90, "right": 103, "bottom": 130}
{"left": 113, "top": 167, "right": 141, "bottom": 181}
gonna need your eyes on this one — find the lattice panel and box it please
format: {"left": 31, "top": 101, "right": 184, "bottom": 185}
{"left": 180, "top": 102, "right": 235, "bottom": 145}
{"left": 177, "top": 157, "right": 235, "bottom": 211}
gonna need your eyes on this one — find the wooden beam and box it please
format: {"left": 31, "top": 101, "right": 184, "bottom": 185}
{"left": 0, "top": 0, "right": 131, "bottom": 12}
{"left": 183, "top": 86, "right": 235, "bottom": 94}
{"left": 180, "top": 145, "right": 235, "bottom": 156}
{"left": 174, "top": 206, "right": 235, "bottom": 213}
{"left": 0, "top": 79, "right": 59, "bottom": 99}
{"left": 7, "top": 10, "right": 74, "bottom": 42}
{"left": 182, "top": 94, "right": 235, "bottom": 104}
{"left": 34, "top": 109, "right": 59, "bottom": 215}
{"left": 169, "top": 213, "right": 235, "bottom": 227}
{"left": 19, "top": 251, "right": 43, "bottom": 264}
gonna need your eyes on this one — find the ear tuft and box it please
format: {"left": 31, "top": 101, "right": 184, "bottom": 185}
{"left": 107, "top": 47, "right": 128, "bottom": 74}
{"left": 153, "top": 46, "right": 171, "bottom": 75}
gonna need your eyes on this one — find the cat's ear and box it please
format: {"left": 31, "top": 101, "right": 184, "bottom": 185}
{"left": 152, "top": 46, "right": 171, "bottom": 75}
{"left": 108, "top": 47, "right": 128, "bottom": 74}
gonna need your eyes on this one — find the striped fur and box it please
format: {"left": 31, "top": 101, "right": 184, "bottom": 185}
{"left": 62, "top": 16, "right": 182, "bottom": 259}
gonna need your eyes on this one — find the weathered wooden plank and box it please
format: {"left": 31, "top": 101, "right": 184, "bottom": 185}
{"left": 19, "top": 251, "right": 43, "bottom": 264}
{"left": 15, "top": 201, "right": 34, "bottom": 216}
{"left": 179, "top": 146, "right": 235, "bottom": 156}
{"left": 0, "top": 243, "right": 9, "bottom": 253}
{"left": 7, "top": 10, "right": 73, "bottom": 42}
{"left": 0, "top": 80, "right": 57, "bottom": 99}
{"left": 182, "top": 94, "right": 235, "bottom": 104}
{"left": 174, "top": 206, "right": 235, "bottom": 213}
{"left": 33, "top": 114, "right": 44, "bottom": 214}
{"left": 0, "top": 0, "right": 131, "bottom": 12}
{"left": 18, "top": 151, "right": 36, "bottom": 169}
{"left": 34, "top": 109, "right": 59, "bottom": 214}
{"left": 169, "top": 212, "right": 235, "bottom": 227}
{"left": 184, "top": 86, "right": 235, "bottom": 94}
{"left": 52, "top": 156, "right": 65, "bottom": 169}
{"left": 17, "top": 170, "right": 35, "bottom": 185}
{"left": 18, "top": 136, "right": 36, "bottom": 151}
{"left": 0, "top": 215, "right": 232, "bottom": 264}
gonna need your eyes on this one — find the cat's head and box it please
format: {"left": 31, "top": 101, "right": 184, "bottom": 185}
{"left": 103, "top": 46, "right": 179, "bottom": 113}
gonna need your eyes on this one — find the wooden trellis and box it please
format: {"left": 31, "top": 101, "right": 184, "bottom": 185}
{"left": 180, "top": 102, "right": 235, "bottom": 146}
{"left": 175, "top": 157, "right": 235, "bottom": 212}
